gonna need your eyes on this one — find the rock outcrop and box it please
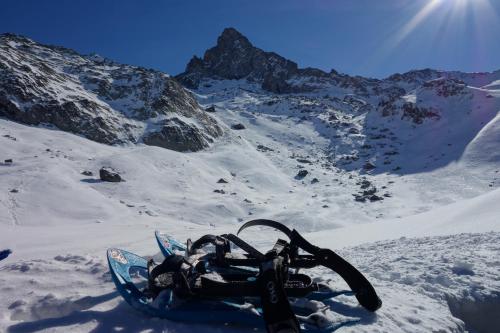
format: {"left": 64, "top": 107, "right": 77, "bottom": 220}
{"left": 99, "top": 167, "right": 122, "bottom": 182}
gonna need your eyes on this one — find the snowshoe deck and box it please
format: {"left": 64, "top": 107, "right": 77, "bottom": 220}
{"left": 107, "top": 248, "right": 267, "bottom": 326}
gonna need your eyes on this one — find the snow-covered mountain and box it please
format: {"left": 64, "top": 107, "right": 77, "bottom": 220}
{"left": 1, "top": 28, "right": 499, "bottom": 333}
{"left": 0, "top": 33, "right": 222, "bottom": 151}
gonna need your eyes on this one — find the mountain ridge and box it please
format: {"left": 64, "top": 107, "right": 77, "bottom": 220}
{"left": 176, "top": 27, "right": 500, "bottom": 94}
{"left": 0, "top": 32, "right": 222, "bottom": 152}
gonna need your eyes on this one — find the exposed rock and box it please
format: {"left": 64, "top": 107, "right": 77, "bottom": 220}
{"left": 256, "top": 144, "right": 274, "bottom": 152}
{"left": 369, "top": 195, "right": 384, "bottom": 202}
{"left": 231, "top": 123, "right": 245, "bottom": 130}
{"left": 362, "top": 187, "right": 377, "bottom": 196}
{"left": 359, "top": 179, "right": 372, "bottom": 189}
{"left": 4, "top": 159, "right": 13, "bottom": 164}
{"left": 354, "top": 195, "right": 366, "bottom": 203}
{"left": 213, "top": 189, "right": 225, "bottom": 194}
{"left": 205, "top": 105, "right": 216, "bottom": 112}
{"left": 81, "top": 170, "right": 93, "bottom": 176}
{"left": 401, "top": 103, "right": 440, "bottom": 124}
{"left": 295, "top": 170, "right": 309, "bottom": 179}
{"left": 99, "top": 167, "right": 122, "bottom": 182}
{"left": 422, "top": 78, "right": 467, "bottom": 97}
{"left": 143, "top": 117, "right": 220, "bottom": 152}
{"left": 217, "top": 178, "right": 228, "bottom": 184}
{"left": 386, "top": 68, "right": 440, "bottom": 88}
{"left": 311, "top": 178, "right": 319, "bottom": 184}
{"left": 9, "top": 188, "right": 18, "bottom": 193}
{"left": 364, "top": 162, "right": 376, "bottom": 170}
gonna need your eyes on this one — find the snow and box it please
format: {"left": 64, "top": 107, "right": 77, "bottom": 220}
{"left": 1, "top": 74, "right": 500, "bottom": 332}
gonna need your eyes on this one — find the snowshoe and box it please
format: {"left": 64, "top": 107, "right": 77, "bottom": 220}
{"left": 108, "top": 219, "right": 381, "bottom": 333}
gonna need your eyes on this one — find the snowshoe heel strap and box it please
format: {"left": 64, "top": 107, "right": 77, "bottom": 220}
{"left": 290, "top": 230, "right": 382, "bottom": 312}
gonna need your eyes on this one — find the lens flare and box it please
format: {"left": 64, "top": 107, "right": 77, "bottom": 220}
{"left": 358, "top": 0, "right": 499, "bottom": 75}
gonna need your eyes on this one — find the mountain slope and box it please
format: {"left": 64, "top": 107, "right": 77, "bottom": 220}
{"left": 180, "top": 28, "right": 500, "bottom": 179}
{"left": 1, "top": 116, "right": 499, "bottom": 333}
{"left": 0, "top": 33, "right": 222, "bottom": 151}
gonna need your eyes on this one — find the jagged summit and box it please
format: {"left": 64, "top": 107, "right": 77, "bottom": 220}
{"left": 177, "top": 27, "right": 304, "bottom": 93}
{"left": 216, "top": 27, "right": 253, "bottom": 51}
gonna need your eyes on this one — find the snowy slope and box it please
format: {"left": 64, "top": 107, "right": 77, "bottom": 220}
{"left": 1, "top": 105, "right": 499, "bottom": 333}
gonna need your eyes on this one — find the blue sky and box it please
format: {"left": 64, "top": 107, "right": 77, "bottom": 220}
{"left": 1, "top": 0, "right": 499, "bottom": 78}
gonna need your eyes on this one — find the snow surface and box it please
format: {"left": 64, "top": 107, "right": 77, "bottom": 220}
{"left": 1, "top": 76, "right": 500, "bottom": 332}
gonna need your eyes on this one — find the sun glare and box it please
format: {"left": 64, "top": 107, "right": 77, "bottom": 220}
{"left": 389, "top": 0, "right": 498, "bottom": 50}
{"left": 358, "top": 0, "right": 499, "bottom": 75}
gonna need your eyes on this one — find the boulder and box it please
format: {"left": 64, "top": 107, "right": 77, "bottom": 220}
{"left": 295, "top": 170, "right": 308, "bottom": 179}
{"left": 143, "top": 117, "right": 216, "bottom": 152}
{"left": 231, "top": 123, "right": 246, "bottom": 130}
{"left": 99, "top": 167, "right": 122, "bottom": 182}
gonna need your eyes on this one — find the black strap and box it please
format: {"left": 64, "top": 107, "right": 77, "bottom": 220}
{"left": 259, "top": 257, "right": 300, "bottom": 333}
{"left": 223, "top": 234, "right": 266, "bottom": 261}
{"left": 189, "top": 234, "right": 218, "bottom": 254}
{"left": 237, "top": 219, "right": 293, "bottom": 238}
{"left": 148, "top": 255, "right": 193, "bottom": 298}
{"left": 236, "top": 219, "right": 382, "bottom": 312}
{"left": 290, "top": 230, "right": 382, "bottom": 312}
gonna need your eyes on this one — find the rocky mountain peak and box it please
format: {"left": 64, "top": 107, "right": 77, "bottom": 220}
{"left": 176, "top": 27, "right": 300, "bottom": 93}
{"left": 216, "top": 27, "right": 253, "bottom": 51}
